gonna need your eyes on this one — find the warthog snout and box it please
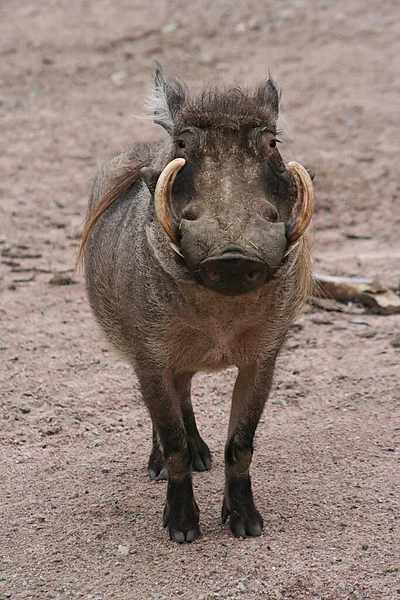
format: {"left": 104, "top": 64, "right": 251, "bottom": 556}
{"left": 153, "top": 156, "right": 314, "bottom": 296}
{"left": 197, "top": 251, "right": 272, "bottom": 295}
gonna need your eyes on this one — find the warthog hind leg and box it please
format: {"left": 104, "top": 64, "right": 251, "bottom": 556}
{"left": 179, "top": 372, "right": 212, "bottom": 472}
{"left": 148, "top": 372, "right": 211, "bottom": 480}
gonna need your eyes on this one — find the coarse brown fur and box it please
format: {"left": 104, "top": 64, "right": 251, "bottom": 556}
{"left": 76, "top": 143, "right": 156, "bottom": 268}
{"left": 81, "top": 67, "right": 314, "bottom": 543}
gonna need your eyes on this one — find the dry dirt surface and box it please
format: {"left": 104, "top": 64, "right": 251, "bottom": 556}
{"left": 1, "top": 1, "right": 399, "bottom": 599}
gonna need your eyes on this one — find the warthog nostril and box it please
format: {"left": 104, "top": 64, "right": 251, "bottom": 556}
{"left": 247, "top": 270, "right": 259, "bottom": 282}
{"left": 205, "top": 267, "right": 220, "bottom": 282}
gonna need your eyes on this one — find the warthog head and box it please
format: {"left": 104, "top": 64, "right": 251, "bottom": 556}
{"left": 143, "top": 68, "right": 314, "bottom": 296}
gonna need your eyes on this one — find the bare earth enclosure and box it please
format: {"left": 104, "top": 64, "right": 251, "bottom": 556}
{"left": 1, "top": 1, "right": 399, "bottom": 599}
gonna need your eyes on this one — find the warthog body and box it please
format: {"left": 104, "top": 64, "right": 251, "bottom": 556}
{"left": 81, "top": 68, "right": 315, "bottom": 542}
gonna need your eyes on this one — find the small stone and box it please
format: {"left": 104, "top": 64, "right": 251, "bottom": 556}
{"left": 358, "top": 330, "right": 376, "bottom": 339}
{"left": 162, "top": 22, "right": 179, "bottom": 34}
{"left": 109, "top": 71, "right": 126, "bottom": 87}
{"left": 248, "top": 18, "right": 262, "bottom": 31}
{"left": 42, "top": 424, "right": 62, "bottom": 436}
{"left": 117, "top": 544, "right": 130, "bottom": 558}
{"left": 390, "top": 336, "right": 400, "bottom": 348}
{"left": 235, "top": 22, "right": 247, "bottom": 33}
{"left": 49, "top": 274, "right": 74, "bottom": 286}
{"left": 20, "top": 406, "right": 31, "bottom": 414}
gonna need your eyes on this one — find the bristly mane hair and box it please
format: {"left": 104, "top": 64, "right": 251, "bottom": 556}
{"left": 148, "top": 66, "right": 280, "bottom": 133}
{"left": 75, "top": 156, "right": 150, "bottom": 271}
{"left": 180, "top": 83, "right": 281, "bottom": 131}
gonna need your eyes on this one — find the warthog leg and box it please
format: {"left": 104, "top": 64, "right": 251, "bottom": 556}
{"left": 148, "top": 372, "right": 212, "bottom": 480}
{"left": 222, "top": 359, "right": 276, "bottom": 537}
{"left": 178, "top": 372, "right": 212, "bottom": 472}
{"left": 138, "top": 366, "right": 200, "bottom": 542}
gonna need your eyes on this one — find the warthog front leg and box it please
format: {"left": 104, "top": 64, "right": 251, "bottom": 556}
{"left": 138, "top": 367, "right": 200, "bottom": 542}
{"left": 222, "top": 359, "right": 276, "bottom": 537}
{"left": 148, "top": 372, "right": 211, "bottom": 481}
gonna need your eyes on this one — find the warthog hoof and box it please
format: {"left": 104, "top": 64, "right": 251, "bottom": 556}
{"left": 147, "top": 444, "right": 167, "bottom": 481}
{"left": 188, "top": 434, "right": 212, "bottom": 472}
{"left": 221, "top": 496, "right": 264, "bottom": 538}
{"left": 163, "top": 497, "right": 200, "bottom": 543}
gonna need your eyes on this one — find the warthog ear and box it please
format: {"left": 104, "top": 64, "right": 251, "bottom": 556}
{"left": 256, "top": 77, "right": 280, "bottom": 124}
{"left": 149, "top": 65, "right": 186, "bottom": 134}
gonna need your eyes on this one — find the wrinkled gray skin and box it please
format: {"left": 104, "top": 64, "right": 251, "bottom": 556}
{"left": 84, "top": 68, "right": 312, "bottom": 542}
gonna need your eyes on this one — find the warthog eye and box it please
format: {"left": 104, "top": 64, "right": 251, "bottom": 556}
{"left": 175, "top": 135, "right": 190, "bottom": 159}
{"left": 175, "top": 139, "right": 188, "bottom": 161}
{"left": 260, "top": 130, "right": 281, "bottom": 156}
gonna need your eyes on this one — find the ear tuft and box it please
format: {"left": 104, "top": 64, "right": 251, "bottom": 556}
{"left": 147, "top": 65, "right": 185, "bottom": 134}
{"left": 256, "top": 76, "right": 280, "bottom": 123}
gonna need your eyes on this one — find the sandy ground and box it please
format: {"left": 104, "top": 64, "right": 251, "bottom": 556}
{"left": 1, "top": 1, "right": 399, "bottom": 599}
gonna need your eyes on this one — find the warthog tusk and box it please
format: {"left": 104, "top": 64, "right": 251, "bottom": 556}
{"left": 286, "top": 161, "right": 315, "bottom": 244}
{"left": 154, "top": 158, "right": 186, "bottom": 244}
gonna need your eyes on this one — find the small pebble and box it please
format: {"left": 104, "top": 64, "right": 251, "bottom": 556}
{"left": 49, "top": 274, "right": 74, "bottom": 286}
{"left": 162, "top": 22, "right": 179, "bottom": 34}
{"left": 42, "top": 425, "right": 62, "bottom": 436}
{"left": 390, "top": 336, "right": 400, "bottom": 348}
{"left": 117, "top": 544, "right": 130, "bottom": 558}
{"left": 358, "top": 330, "right": 376, "bottom": 339}
{"left": 109, "top": 71, "right": 126, "bottom": 87}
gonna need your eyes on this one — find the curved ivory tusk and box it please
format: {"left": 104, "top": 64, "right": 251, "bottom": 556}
{"left": 286, "top": 161, "right": 315, "bottom": 244}
{"left": 154, "top": 158, "right": 186, "bottom": 243}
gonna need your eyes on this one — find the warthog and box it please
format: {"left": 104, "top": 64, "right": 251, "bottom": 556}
{"left": 79, "top": 67, "right": 315, "bottom": 542}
